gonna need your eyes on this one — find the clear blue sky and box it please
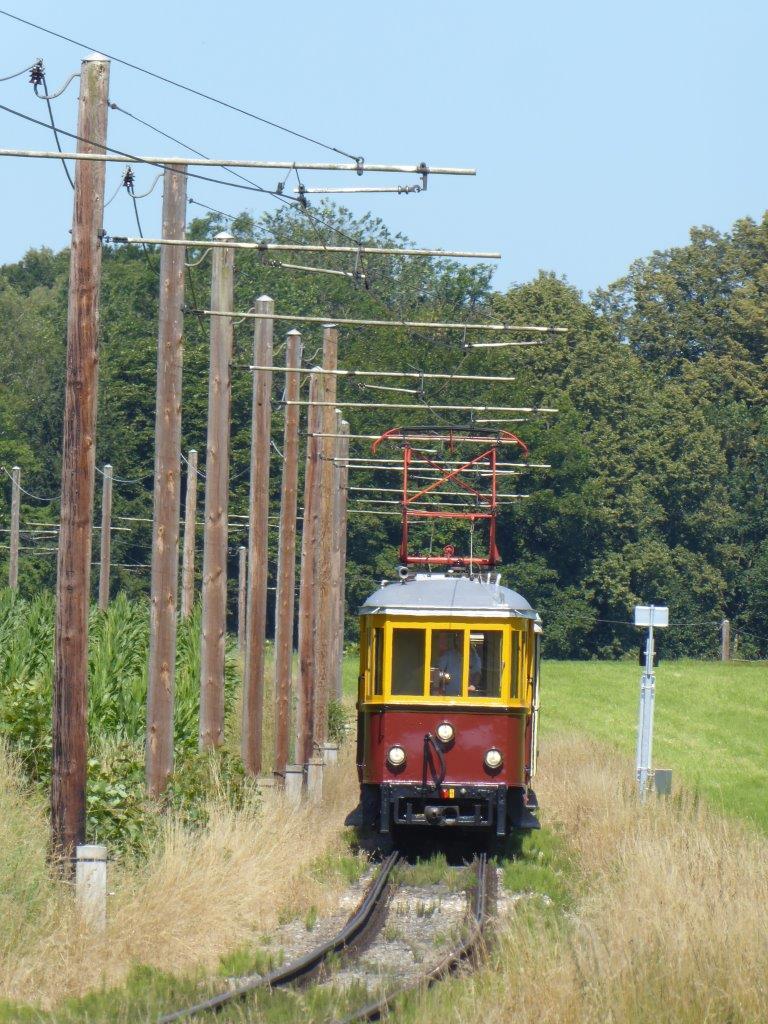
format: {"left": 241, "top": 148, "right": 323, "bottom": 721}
{"left": 0, "top": 0, "right": 766, "bottom": 296}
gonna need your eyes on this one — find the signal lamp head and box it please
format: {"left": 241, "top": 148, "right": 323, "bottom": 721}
{"left": 387, "top": 745, "right": 406, "bottom": 768}
{"left": 436, "top": 722, "right": 455, "bottom": 744}
{"left": 484, "top": 748, "right": 503, "bottom": 771}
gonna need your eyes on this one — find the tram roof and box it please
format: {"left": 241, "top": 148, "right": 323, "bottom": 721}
{"left": 359, "top": 574, "right": 536, "bottom": 619}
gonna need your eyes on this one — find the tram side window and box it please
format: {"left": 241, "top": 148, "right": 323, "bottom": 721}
{"left": 468, "top": 631, "right": 503, "bottom": 698}
{"left": 511, "top": 631, "right": 520, "bottom": 699}
{"left": 371, "top": 627, "right": 384, "bottom": 696}
{"left": 391, "top": 628, "right": 426, "bottom": 696}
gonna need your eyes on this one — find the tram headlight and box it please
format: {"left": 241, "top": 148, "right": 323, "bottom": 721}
{"left": 387, "top": 745, "right": 407, "bottom": 768}
{"left": 484, "top": 748, "right": 503, "bottom": 770}
{"left": 436, "top": 722, "right": 455, "bottom": 744}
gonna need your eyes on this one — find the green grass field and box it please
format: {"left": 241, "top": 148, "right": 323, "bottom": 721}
{"left": 542, "top": 659, "right": 768, "bottom": 832}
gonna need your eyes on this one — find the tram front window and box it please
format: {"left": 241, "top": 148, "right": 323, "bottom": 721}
{"left": 430, "top": 629, "right": 475, "bottom": 696}
{"left": 391, "top": 628, "right": 426, "bottom": 696}
{"left": 468, "top": 631, "right": 503, "bottom": 698}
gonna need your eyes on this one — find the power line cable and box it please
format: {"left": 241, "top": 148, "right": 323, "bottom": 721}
{"left": 95, "top": 464, "right": 151, "bottom": 486}
{"left": 29, "top": 64, "right": 73, "bottom": 187}
{"left": 0, "top": 9, "right": 363, "bottom": 161}
{"left": 0, "top": 59, "right": 37, "bottom": 81}
{"left": 1, "top": 465, "right": 58, "bottom": 502}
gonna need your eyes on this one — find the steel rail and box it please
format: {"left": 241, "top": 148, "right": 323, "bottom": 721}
{"left": 333, "top": 854, "right": 492, "bottom": 1023}
{"left": 157, "top": 851, "right": 400, "bottom": 1023}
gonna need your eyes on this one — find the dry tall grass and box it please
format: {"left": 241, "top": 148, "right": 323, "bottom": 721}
{"left": 0, "top": 742, "right": 359, "bottom": 1009}
{"left": 415, "top": 733, "right": 768, "bottom": 1024}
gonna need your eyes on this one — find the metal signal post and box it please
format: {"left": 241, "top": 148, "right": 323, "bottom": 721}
{"left": 634, "top": 604, "right": 669, "bottom": 800}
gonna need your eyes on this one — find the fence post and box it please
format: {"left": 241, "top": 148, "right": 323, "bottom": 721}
{"left": 721, "top": 618, "right": 730, "bottom": 662}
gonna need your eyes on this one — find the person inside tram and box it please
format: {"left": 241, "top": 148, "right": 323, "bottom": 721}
{"left": 431, "top": 630, "right": 481, "bottom": 695}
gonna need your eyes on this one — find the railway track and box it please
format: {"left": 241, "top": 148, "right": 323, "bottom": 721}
{"left": 157, "top": 851, "right": 493, "bottom": 1024}
{"left": 157, "top": 850, "right": 400, "bottom": 1023}
{"left": 332, "top": 853, "right": 493, "bottom": 1023}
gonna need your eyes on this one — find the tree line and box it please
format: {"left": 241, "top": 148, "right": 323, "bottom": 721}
{"left": 1, "top": 205, "right": 766, "bottom": 659}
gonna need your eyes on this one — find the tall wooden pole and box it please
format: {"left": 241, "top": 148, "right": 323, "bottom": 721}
{"left": 242, "top": 296, "right": 273, "bottom": 775}
{"left": 238, "top": 545, "right": 247, "bottom": 657}
{"left": 180, "top": 448, "right": 198, "bottom": 618}
{"left": 8, "top": 465, "right": 20, "bottom": 590}
{"left": 273, "top": 329, "right": 302, "bottom": 778}
{"left": 296, "top": 369, "right": 322, "bottom": 766}
{"left": 312, "top": 326, "right": 339, "bottom": 754}
{"left": 52, "top": 54, "right": 110, "bottom": 863}
{"left": 97, "top": 464, "right": 112, "bottom": 611}
{"left": 146, "top": 165, "right": 187, "bottom": 796}
{"left": 199, "top": 232, "right": 234, "bottom": 750}
{"left": 331, "top": 418, "right": 350, "bottom": 701}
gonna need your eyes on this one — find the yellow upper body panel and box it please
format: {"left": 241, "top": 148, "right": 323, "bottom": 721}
{"left": 359, "top": 614, "right": 534, "bottom": 710}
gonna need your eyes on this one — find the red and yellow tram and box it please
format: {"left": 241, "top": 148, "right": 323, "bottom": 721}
{"left": 351, "top": 425, "right": 542, "bottom": 840}
{"left": 355, "top": 573, "right": 541, "bottom": 838}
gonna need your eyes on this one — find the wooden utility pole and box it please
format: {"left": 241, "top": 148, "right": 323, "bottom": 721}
{"left": 312, "top": 326, "right": 339, "bottom": 754}
{"left": 331, "top": 417, "right": 350, "bottom": 701}
{"left": 146, "top": 165, "right": 187, "bottom": 796}
{"left": 328, "top": 414, "right": 343, "bottom": 703}
{"left": 52, "top": 54, "right": 110, "bottom": 863}
{"left": 8, "top": 465, "right": 20, "bottom": 590}
{"left": 296, "top": 369, "right": 323, "bottom": 766}
{"left": 721, "top": 618, "right": 731, "bottom": 662}
{"left": 180, "top": 448, "right": 198, "bottom": 618}
{"left": 238, "top": 545, "right": 247, "bottom": 657}
{"left": 97, "top": 464, "right": 113, "bottom": 611}
{"left": 273, "top": 329, "right": 303, "bottom": 779}
{"left": 242, "top": 296, "right": 274, "bottom": 776}
{"left": 199, "top": 232, "right": 234, "bottom": 750}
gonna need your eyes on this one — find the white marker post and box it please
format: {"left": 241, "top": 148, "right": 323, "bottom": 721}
{"left": 633, "top": 605, "right": 669, "bottom": 800}
{"left": 75, "top": 844, "right": 107, "bottom": 931}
